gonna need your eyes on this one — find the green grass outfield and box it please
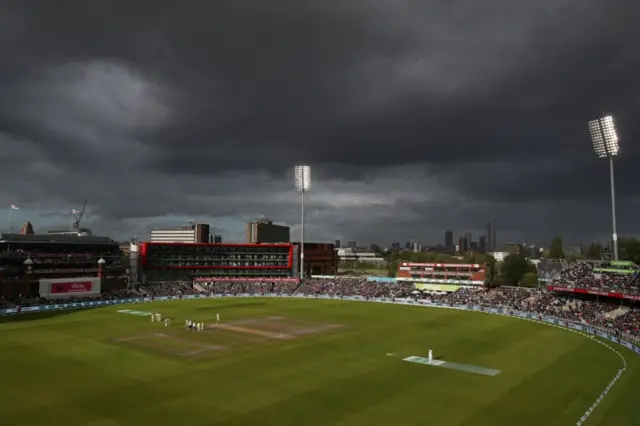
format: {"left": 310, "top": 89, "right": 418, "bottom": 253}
{"left": 0, "top": 298, "right": 638, "bottom": 426}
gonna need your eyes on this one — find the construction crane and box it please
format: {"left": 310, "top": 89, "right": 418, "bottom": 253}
{"left": 71, "top": 200, "right": 87, "bottom": 230}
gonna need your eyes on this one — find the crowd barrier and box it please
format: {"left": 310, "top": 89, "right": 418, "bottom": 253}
{"left": 1, "top": 293, "right": 635, "bottom": 426}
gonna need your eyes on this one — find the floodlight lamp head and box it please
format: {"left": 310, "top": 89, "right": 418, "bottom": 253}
{"left": 588, "top": 115, "right": 619, "bottom": 158}
{"left": 601, "top": 115, "right": 619, "bottom": 156}
{"left": 294, "top": 165, "right": 311, "bottom": 192}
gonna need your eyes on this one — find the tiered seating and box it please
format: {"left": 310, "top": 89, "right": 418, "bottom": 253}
{"left": 5, "top": 279, "right": 639, "bottom": 342}
{"left": 537, "top": 259, "right": 567, "bottom": 283}
{"left": 552, "top": 261, "right": 640, "bottom": 294}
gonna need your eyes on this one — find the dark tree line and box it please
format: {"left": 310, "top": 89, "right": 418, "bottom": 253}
{"left": 492, "top": 254, "right": 538, "bottom": 288}
{"left": 544, "top": 235, "right": 640, "bottom": 264}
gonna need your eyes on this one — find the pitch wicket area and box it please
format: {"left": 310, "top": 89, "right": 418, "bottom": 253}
{"left": 112, "top": 316, "right": 345, "bottom": 358}
{"left": 209, "top": 316, "right": 344, "bottom": 338}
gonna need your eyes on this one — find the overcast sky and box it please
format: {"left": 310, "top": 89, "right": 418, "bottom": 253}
{"left": 1, "top": 1, "right": 639, "bottom": 247}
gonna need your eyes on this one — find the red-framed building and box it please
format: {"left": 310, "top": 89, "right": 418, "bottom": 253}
{"left": 138, "top": 242, "right": 296, "bottom": 282}
{"left": 396, "top": 262, "right": 486, "bottom": 286}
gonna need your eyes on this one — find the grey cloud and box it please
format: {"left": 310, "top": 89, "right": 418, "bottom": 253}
{"left": 1, "top": 0, "right": 639, "bottom": 246}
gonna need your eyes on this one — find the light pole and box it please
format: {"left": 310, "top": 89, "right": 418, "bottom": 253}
{"left": 588, "top": 115, "right": 621, "bottom": 260}
{"left": 294, "top": 165, "right": 311, "bottom": 279}
{"left": 8, "top": 204, "right": 19, "bottom": 233}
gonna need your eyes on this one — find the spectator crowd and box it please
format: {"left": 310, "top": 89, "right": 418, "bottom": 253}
{"left": 2, "top": 277, "right": 639, "bottom": 344}
{"left": 551, "top": 261, "right": 640, "bottom": 295}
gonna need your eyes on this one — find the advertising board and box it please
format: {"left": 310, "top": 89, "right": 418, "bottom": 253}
{"left": 39, "top": 277, "right": 101, "bottom": 298}
{"left": 50, "top": 281, "right": 93, "bottom": 294}
{"left": 414, "top": 283, "right": 464, "bottom": 292}
{"left": 547, "top": 285, "right": 640, "bottom": 301}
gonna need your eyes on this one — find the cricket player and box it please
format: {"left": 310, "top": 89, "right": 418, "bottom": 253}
{"left": 216, "top": 313, "right": 220, "bottom": 323}
{"left": 198, "top": 322, "right": 203, "bottom": 332}
{"left": 151, "top": 313, "right": 156, "bottom": 322}
{"left": 428, "top": 349, "right": 433, "bottom": 363}
{"left": 164, "top": 318, "right": 170, "bottom": 327}
{"left": 155, "top": 313, "right": 161, "bottom": 322}
{"left": 185, "top": 319, "right": 189, "bottom": 329}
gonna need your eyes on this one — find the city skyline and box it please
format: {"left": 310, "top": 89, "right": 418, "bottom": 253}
{"left": 1, "top": 2, "right": 639, "bottom": 245}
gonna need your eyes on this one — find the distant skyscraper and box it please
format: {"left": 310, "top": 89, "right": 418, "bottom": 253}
{"left": 347, "top": 241, "right": 357, "bottom": 249}
{"left": 335, "top": 239, "right": 341, "bottom": 248}
{"left": 444, "top": 230, "right": 453, "bottom": 248}
{"left": 479, "top": 236, "right": 487, "bottom": 252}
{"left": 486, "top": 222, "right": 494, "bottom": 251}
{"left": 493, "top": 227, "right": 496, "bottom": 251}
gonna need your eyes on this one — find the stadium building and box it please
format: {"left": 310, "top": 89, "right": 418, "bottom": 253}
{"left": 246, "top": 217, "right": 290, "bottom": 243}
{"left": 138, "top": 242, "right": 297, "bottom": 283}
{"left": 293, "top": 242, "right": 337, "bottom": 276}
{"left": 0, "top": 232, "right": 126, "bottom": 300}
{"left": 396, "top": 262, "right": 486, "bottom": 292}
{"left": 150, "top": 223, "right": 211, "bottom": 243}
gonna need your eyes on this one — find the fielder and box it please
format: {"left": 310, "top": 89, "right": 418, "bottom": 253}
{"left": 428, "top": 349, "right": 433, "bottom": 363}
{"left": 185, "top": 319, "right": 189, "bottom": 329}
{"left": 216, "top": 313, "right": 220, "bottom": 323}
{"left": 164, "top": 317, "right": 171, "bottom": 327}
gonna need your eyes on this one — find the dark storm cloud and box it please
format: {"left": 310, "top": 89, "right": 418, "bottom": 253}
{"left": 1, "top": 0, "right": 639, "bottom": 245}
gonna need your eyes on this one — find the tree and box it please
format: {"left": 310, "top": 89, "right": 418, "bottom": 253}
{"left": 524, "top": 261, "right": 537, "bottom": 274}
{"left": 484, "top": 254, "right": 497, "bottom": 285}
{"left": 387, "top": 259, "right": 398, "bottom": 277}
{"left": 619, "top": 237, "right": 640, "bottom": 264}
{"left": 519, "top": 272, "right": 539, "bottom": 288}
{"left": 585, "top": 242, "right": 603, "bottom": 260}
{"left": 500, "top": 254, "right": 530, "bottom": 286}
{"left": 548, "top": 236, "right": 565, "bottom": 259}
{"left": 565, "top": 254, "right": 579, "bottom": 264}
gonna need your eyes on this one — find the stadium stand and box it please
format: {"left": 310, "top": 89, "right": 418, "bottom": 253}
{"left": 552, "top": 261, "right": 640, "bottom": 294}
{"left": 5, "top": 279, "right": 639, "bottom": 344}
{"left": 537, "top": 259, "right": 567, "bottom": 283}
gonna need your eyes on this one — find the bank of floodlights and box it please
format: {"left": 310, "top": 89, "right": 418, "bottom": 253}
{"left": 294, "top": 165, "right": 311, "bottom": 279}
{"left": 587, "top": 115, "right": 620, "bottom": 260}
{"left": 589, "top": 115, "right": 619, "bottom": 158}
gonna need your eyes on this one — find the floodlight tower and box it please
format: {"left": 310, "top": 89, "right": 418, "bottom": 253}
{"left": 294, "top": 165, "right": 311, "bottom": 279}
{"left": 588, "top": 115, "right": 620, "bottom": 260}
